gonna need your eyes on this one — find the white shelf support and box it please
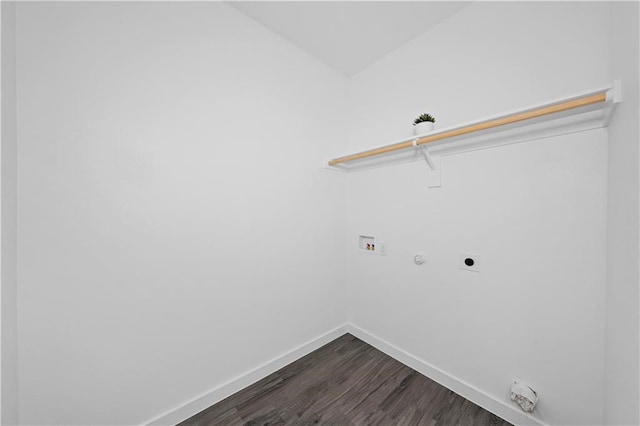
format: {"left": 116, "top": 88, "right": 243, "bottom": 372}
{"left": 419, "top": 146, "right": 442, "bottom": 187}
{"left": 420, "top": 145, "right": 435, "bottom": 170}
{"left": 603, "top": 79, "right": 622, "bottom": 127}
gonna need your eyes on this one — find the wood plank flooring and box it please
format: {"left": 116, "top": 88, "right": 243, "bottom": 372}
{"left": 179, "top": 334, "right": 512, "bottom": 426}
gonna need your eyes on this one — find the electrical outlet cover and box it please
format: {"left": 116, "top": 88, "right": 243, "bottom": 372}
{"left": 460, "top": 253, "right": 480, "bottom": 272}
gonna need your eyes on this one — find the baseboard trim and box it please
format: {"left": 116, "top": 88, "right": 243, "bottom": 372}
{"left": 145, "top": 323, "right": 546, "bottom": 426}
{"left": 144, "top": 324, "right": 349, "bottom": 425}
{"left": 347, "top": 323, "right": 545, "bottom": 426}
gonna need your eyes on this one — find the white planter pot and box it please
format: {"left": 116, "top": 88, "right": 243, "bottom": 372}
{"left": 414, "top": 121, "right": 434, "bottom": 135}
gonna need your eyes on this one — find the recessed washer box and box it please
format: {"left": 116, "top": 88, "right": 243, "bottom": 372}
{"left": 359, "top": 235, "right": 377, "bottom": 254}
{"left": 460, "top": 253, "right": 480, "bottom": 272}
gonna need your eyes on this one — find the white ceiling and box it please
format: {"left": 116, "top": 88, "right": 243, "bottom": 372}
{"left": 227, "top": 1, "right": 472, "bottom": 76}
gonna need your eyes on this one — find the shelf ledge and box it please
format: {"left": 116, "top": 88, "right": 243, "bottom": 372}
{"left": 326, "top": 82, "right": 621, "bottom": 172}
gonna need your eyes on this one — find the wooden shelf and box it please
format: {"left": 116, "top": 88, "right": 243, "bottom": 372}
{"left": 326, "top": 82, "right": 620, "bottom": 172}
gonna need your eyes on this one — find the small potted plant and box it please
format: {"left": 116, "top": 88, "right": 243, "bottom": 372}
{"left": 413, "top": 113, "right": 436, "bottom": 135}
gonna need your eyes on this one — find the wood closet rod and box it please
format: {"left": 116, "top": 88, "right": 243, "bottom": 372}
{"left": 328, "top": 91, "right": 607, "bottom": 166}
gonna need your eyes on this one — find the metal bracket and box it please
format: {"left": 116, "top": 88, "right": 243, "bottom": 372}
{"left": 419, "top": 146, "right": 442, "bottom": 188}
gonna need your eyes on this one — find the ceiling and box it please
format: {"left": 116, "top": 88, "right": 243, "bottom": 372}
{"left": 227, "top": 1, "right": 472, "bottom": 76}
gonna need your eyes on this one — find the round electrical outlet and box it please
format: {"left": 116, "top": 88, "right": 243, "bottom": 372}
{"left": 460, "top": 253, "right": 480, "bottom": 272}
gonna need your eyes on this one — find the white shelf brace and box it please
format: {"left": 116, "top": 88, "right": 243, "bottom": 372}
{"left": 414, "top": 139, "right": 442, "bottom": 188}
{"left": 603, "top": 79, "right": 622, "bottom": 127}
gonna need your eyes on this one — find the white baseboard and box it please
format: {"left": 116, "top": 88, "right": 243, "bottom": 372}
{"left": 144, "top": 324, "right": 349, "bottom": 426}
{"left": 145, "top": 323, "right": 545, "bottom": 426}
{"left": 347, "top": 323, "right": 545, "bottom": 426}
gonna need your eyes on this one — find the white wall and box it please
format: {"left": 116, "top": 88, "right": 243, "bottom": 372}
{"left": 15, "top": 3, "right": 347, "bottom": 424}
{"left": 605, "top": 2, "right": 640, "bottom": 425}
{"left": 12, "top": 2, "right": 640, "bottom": 425}
{"left": 346, "top": 3, "right": 611, "bottom": 425}
{"left": 1, "top": 2, "right": 19, "bottom": 425}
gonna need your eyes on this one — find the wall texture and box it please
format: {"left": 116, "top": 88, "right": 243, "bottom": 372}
{"left": 1, "top": 2, "right": 19, "bottom": 424}
{"left": 15, "top": 3, "right": 347, "bottom": 424}
{"left": 605, "top": 2, "right": 640, "bottom": 424}
{"left": 345, "top": 3, "right": 611, "bottom": 425}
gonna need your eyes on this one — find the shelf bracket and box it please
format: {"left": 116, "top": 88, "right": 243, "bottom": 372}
{"left": 419, "top": 145, "right": 442, "bottom": 188}
{"left": 603, "top": 79, "right": 623, "bottom": 127}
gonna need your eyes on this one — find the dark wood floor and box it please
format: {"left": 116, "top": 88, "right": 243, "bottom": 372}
{"left": 180, "top": 334, "right": 512, "bottom": 426}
